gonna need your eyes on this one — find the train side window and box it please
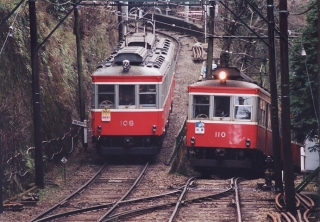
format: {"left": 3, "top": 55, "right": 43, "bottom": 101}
{"left": 234, "top": 96, "right": 252, "bottom": 120}
{"left": 193, "top": 95, "right": 209, "bottom": 119}
{"left": 98, "top": 85, "right": 115, "bottom": 108}
{"left": 119, "top": 85, "right": 135, "bottom": 106}
{"left": 258, "top": 99, "right": 266, "bottom": 126}
{"left": 214, "top": 96, "right": 230, "bottom": 117}
{"left": 139, "top": 85, "right": 156, "bottom": 107}
{"left": 267, "top": 104, "right": 272, "bottom": 130}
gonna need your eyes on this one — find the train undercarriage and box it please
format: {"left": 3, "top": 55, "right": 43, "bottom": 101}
{"left": 188, "top": 147, "right": 266, "bottom": 176}
{"left": 94, "top": 135, "right": 164, "bottom": 156}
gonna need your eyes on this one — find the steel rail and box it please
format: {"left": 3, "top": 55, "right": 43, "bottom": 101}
{"left": 280, "top": 212, "right": 291, "bottom": 222}
{"left": 274, "top": 192, "right": 317, "bottom": 222}
{"left": 276, "top": 213, "right": 281, "bottom": 222}
{"left": 303, "top": 209, "right": 311, "bottom": 222}
{"left": 97, "top": 162, "right": 149, "bottom": 222}
{"left": 296, "top": 193, "right": 315, "bottom": 209}
{"left": 266, "top": 212, "right": 278, "bottom": 222}
{"left": 168, "top": 177, "right": 196, "bottom": 222}
{"left": 33, "top": 203, "right": 114, "bottom": 222}
{"left": 234, "top": 177, "right": 242, "bottom": 222}
{"left": 275, "top": 193, "right": 300, "bottom": 212}
{"left": 297, "top": 209, "right": 302, "bottom": 222}
{"left": 29, "top": 162, "right": 108, "bottom": 222}
{"left": 102, "top": 180, "right": 235, "bottom": 222}
{"left": 33, "top": 188, "right": 183, "bottom": 222}
{"left": 286, "top": 212, "right": 297, "bottom": 222}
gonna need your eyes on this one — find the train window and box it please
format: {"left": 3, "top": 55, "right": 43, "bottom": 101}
{"left": 267, "top": 105, "right": 272, "bottom": 130}
{"left": 119, "top": 85, "right": 135, "bottom": 106}
{"left": 214, "top": 96, "right": 230, "bottom": 117}
{"left": 234, "top": 96, "right": 252, "bottom": 120}
{"left": 193, "top": 95, "right": 209, "bottom": 119}
{"left": 259, "top": 99, "right": 266, "bottom": 126}
{"left": 139, "top": 85, "right": 156, "bottom": 107}
{"left": 98, "top": 85, "right": 115, "bottom": 108}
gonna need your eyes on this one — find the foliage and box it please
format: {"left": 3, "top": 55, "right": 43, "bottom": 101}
{"left": 45, "top": 0, "right": 70, "bottom": 19}
{"left": 289, "top": 0, "right": 318, "bottom": 143}
{"left": 0, "top": 0, "right": 118, "bottom": 200}
{"left": 216, "top": 0, "right": 269, "bottom": 84}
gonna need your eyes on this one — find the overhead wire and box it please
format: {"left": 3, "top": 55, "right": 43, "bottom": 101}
{"left": 43, "top": 0, "right": 72, "bottom": 6}
{"left": 303, "top": 58, "right": 319, "bottom": 128}
{"left": 290, "top": 1, "right": 317, "bottom": 16}
{"left": 0, "top": 1, "right": 26, "bottom": 57}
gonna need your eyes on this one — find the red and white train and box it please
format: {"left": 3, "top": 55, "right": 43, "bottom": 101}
{"left": 186, "top": 66, "right": 300, "bottom": 173}
{"left": 91, "top": 26, "right": 176, "bottom": 156}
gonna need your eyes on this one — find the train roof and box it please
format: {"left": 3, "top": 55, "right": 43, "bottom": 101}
{"left": 190, "top": 79, "right": 259, "bottom": 88}
{"left": 189, "top": 79, "right": 270, "bottom": 98}
{"left": 92, "top": 32, "right": 174, "bottom": 79}
{"left": 92, "top": 60, "right": 169, "bottom": 76}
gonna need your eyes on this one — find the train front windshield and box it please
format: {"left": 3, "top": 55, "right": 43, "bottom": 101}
{"left": 119, "top": 85, "right": 135, "bottom": 106}
{"left": 98, "top": 85, "right": 115, "bottom": 108}
{"left": 234, "top": 96, "right": 252, "bottom": 120}
{"left": 93, "top": 84, "right": 159, "bottom": 109}
{"left": 191, "top": 95, "right": 252, "bottom": 121}
{"left": 214, "top": 96, "right": 230, "bottom": 117}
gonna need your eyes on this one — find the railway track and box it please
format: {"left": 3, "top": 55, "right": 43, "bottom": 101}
{"left": 29, "top": 162, "right": 149, "bottom": 222}
{"left": 27, "top": 165, "right": 317, "bottom": 222}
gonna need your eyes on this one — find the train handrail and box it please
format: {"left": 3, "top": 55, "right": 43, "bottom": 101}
{"left": 295, "top": 166, "right": 319, "bottom": 193}
{"left": 165, "top": 117, "right": 186, "bottom": 166}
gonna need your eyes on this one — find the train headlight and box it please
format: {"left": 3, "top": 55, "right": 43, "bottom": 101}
{"left": 98, "top": 125, "right": 102, "bottom": 133}
{"left": 246, "top": 138, "right": 251, "bottom": 147}
{"left": 152, "top": 125, "right": 157, "bottom": 132}
{"left": 191, "top": 137, "right": 195, "bottom": 144}
{"left": 218, "top": 71, "right": 227, "bottom": 83}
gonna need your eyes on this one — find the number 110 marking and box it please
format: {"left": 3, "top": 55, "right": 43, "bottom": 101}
{"left": 215, "top": 132, "right": 226, "bottom": 137}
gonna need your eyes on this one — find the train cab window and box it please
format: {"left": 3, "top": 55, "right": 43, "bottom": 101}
{"left": 98, "top": 85, "right": 115, "bottom": 108}
{"left": 119, "top": 85, "right": 135, "bottom": 106}
{"left": 234, "top": 96, "right": 252, "bottom": 120}
{"left": 193, "top": 95, "right": 209, "bottom": 119}
{"left": 139, "top": 85, "right": 156, "bottom": 108}
{"left": 214, "top": 96, "right": 230, "bottom": 118}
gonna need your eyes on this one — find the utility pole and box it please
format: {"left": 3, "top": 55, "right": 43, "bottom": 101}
{"left": 206, "top": 0, "right": 215, "bottom": 78}
{"left": 0, "top": 136, "right": 3, "bottom": 213}
{"left": 73, "top": 1, "right": 86, "bottom": 150}
{"left": 317, "top": 0, "right": 320, "bottom": 189}
{"left": 279, "top": 0, "right": 296, "bottom": 215}
{"left": 118, "top": 2, "right": 123, "bottom": 41}
{"left": 267, "top": 0, "right": 283, "bottom": 194}
{"left": 29, "top": 0, "right": 44, "bottom": 189}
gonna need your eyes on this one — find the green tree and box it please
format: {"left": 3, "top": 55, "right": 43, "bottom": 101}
{"left": 290, "top": 0, "right": 318, "bottom": 143}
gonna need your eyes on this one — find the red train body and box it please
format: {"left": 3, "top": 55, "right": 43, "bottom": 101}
{"left": 186, "top": 67, "right": 300, "bottom": 173}
{"left": 91, "top": 29, "right": 175, "bottom": 156}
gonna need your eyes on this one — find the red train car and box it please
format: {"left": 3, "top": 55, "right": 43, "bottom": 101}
{"left": 91, "top": 27, "right": 175, "bottom": 156}
{"left": 186, "top": 67, "right": 300, "bottom": 174}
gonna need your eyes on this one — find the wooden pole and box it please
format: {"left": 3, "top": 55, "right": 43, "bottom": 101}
{"left": 279, "top": 0, "right": 296, "bottom": 215}
{"left": 29, "top": 0, "right": 44, "bottom": 189}
{"left": 205, "top": 1, "right": 215, "bottom": 78}
{"left": 267, "top": 0, "right": 283, "bottom": 194}
{"left": 73, "top": 1, "right": 87, "bottom": 149}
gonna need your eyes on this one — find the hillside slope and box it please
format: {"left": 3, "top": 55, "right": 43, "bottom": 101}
{"left": 0, "top": 1, "right": 118, "bottom": 198}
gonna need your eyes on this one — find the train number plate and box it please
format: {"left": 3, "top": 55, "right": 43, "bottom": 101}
{"left": 102, "top": 109, "right": 111, "bottom": 121}
{"left": 195, "top": 121, "right": 205, "bottom": 134}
